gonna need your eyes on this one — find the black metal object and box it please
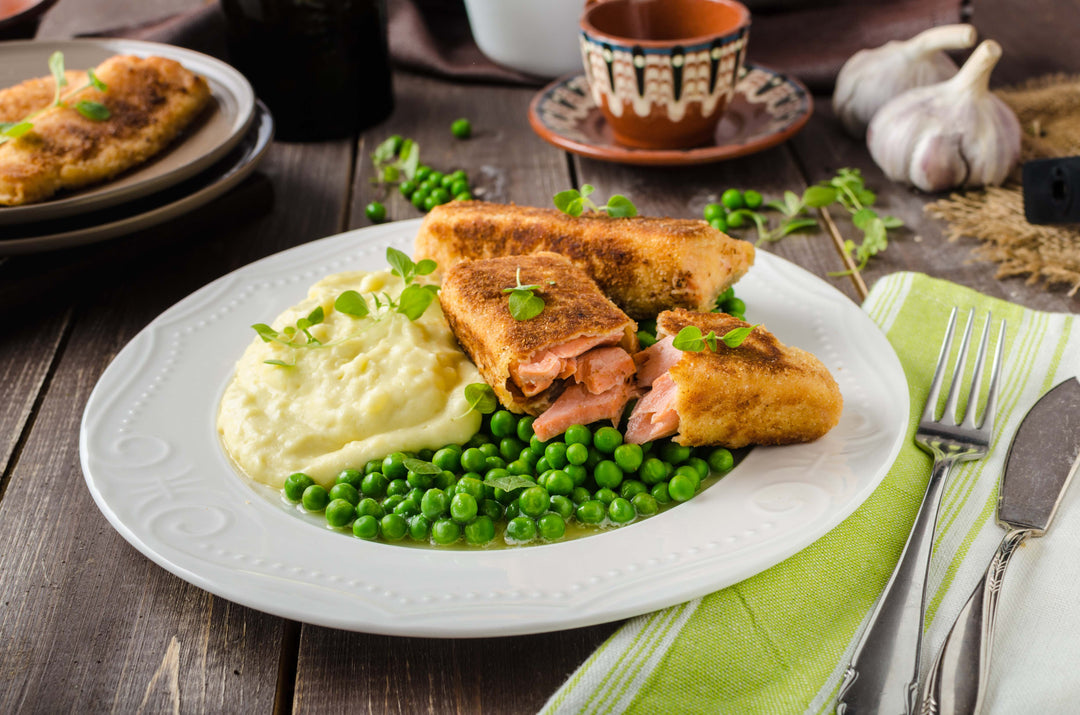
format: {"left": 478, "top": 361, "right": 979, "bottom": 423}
{"left": 1022, "top": 156, "right": 1080, "bottom": 224}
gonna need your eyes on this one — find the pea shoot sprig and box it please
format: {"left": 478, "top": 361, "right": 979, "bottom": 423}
{"left": 553, "top": 185, "right": 638, "bottom": 217}
{"left": 252, "top": 248, "right": 439, "bottom": 367}
{"left": 462, "top": 383, "right": 497, "bottom": 418}
{"left": 672, "top": 324, "right": 759, "bottom": 352}
{"left": 0, "top": 51, "right": 111, "bottom": 145}
{"left": 371, "top": 134, "right": 420, "bottom": 185}
{"left": 502, "top": 267, "right": 553, "bottom": 321}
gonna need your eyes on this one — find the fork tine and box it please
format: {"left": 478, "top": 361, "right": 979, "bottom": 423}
{"left": 942, "top": 309, "right": 976, "bottom": 425}
{"left": 961, "top": 313, "right": 993, "bottom": 430}
{"left": 978, "top": 319, "right": 1007, "bottom": 430}
{"left": 922, "top": 307, "right": 959, "bottom": 423}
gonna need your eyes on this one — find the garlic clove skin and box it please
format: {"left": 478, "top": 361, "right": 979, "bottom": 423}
{"left": 867, "top": 40, "right": 1022, "bottom": 193}
{"left": 833, "top": 24, "right": 977, "bottom": 138}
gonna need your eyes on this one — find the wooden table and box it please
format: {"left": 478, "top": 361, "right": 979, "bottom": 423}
{"left": 3, "top": 1, "right": 1077, "bottom": 712}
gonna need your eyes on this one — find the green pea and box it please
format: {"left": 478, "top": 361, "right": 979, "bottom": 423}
{"left": 484, "top": 467, "right": 510, "bottom": 484}
{"left": 499, "top": 437, "right": 525, "bottom": 461}
{"left": 585, "top": 447, "right": 603, "bottom": 470}
{"left": 519, "top": 486, "right": 550, "bottom": 517}
{"left": 450, "top": 492, "right": 478, "bottom": 523}
{"left": 659, "top": 441, "right": 691, "bottom": 465}
{"left": 283, "top": 472, "right": 314, "bottom": 502}
{"left": 301, "top": 484, "right": 329, "bottom": 511}
{"left": 422, "top": 194, "right": 438, "bottom": 212}
{"left": 387, "top": 134, "right": 404, "bottom": 153}
{"left": 549, "top": 495, "right": 575, "bottom": 520}
{"left": 407, "top": 469, "right": 434, "bottom": 490}
{"left": 479, "top": 442, "right": 500, "bottom": 458}
{"left": 608, "top": 497, "right": 635, "bottom": 523}
{"left": 356, "top": 497, "right": 383, "bottom": 519}
{"left": 365, "top": 201, "right": 387, "bottom": 224}
{"left": 675, "top": 464, "right": 701, "bottom": 491}
{"left": 544, "top": 442, "right": 569, "bottom": 469}
{"left": 380, "top": 514, "right": 408, "bottom": 540}
{"left": 507, "top": 459, "right": 532, "bottom": 475}
{"left": 382, "top": 452, "right": 408, "bottom": 479}
{"left": 668, "top": 473, "right": 696, "bottom": 502}
{"left": 325, "top": 498, "right": 355, "bottom": 527}
{"left": 399, "top": 179, "right": 417, "bottom": 198}
{"left": 329, "top": 483, "right": 360, "bottom": 506}
{"left": 393, "top": 499, "right": 419, "bottom": 517}
{"left": 514, "top": 415, "right": 535, "bottom": 441}
{"left": 450, "top": 179, "right": 469, "bottom": 197}
{"left": 465, "top": 432, "right": 492, "bottom": 448}
{"left": 545, "top": 470, "right": 574, "bottom": 496}
{"left": 632, "top": 492, "right": 660, "bottom": 516}
{"left": 709, "top": 217, "right": 729, "bottom": 232}
{"left": 460, "top": 447, "right": 487, "bottom": 473}
{"left": 726, "top": 211, "right": 746, "bottom": 228}
{"left": 638, "top": 331, "right": 657, "bottom": 347}
{"left": 352, "top": 514, "right": 379, "bottom": 539}
{"left": 359, "top": 471, "right": 386, "bottom": 498}
{"left": 451, "top": 118, "right": 472, "bottom": 139}
{"left": 490, "top": 410, "right": 517, "bottom": 438}
{"left": 415, "top": 166, "right": 432, "bottom": 182}
{"left": 571, "top": 486, "right": 591, "bottom": 505}
{"left": 566, "top": 442, "right": 589, "bottom": 466}
{"left": 591, "top": 460, "right": 621, "bottom": 490}
{"left": 387, "top": 478, "right": 409, "bottom": 497}
{"left": 518, "top": 447, "right": 541, "bottom": 466}
{"left": 504, "top": 500, "right": 521, "bottom": 519}
{"left": 613, "top": 443, "right": 644, "bottom": 473}
{"left": 703, "top": 202, "right": 725, "bottom": 222}
{"left": 530, "top": 435, "right": 547, "bottom": 451}
{"left": 457, "top": 476, "right": 486, "bottom": 500}
{"left": 726, "top": 297, "right": 747, "bottom": 315}
{"left": 566, "top": 464, "right": 588, "bottom": 486}
{"left": 576, "top": 500, "right": 606, "bottom": 524}
{"left": 431, "top": 518, "right": 461, "bottom": 544}
{"left": 620, "top": 479, "right": 647, "bottom": 499}
{"left": 411, "top": 189, "right": 428, "bottom": 210}
{"left": 480, "top": 498, "right": 504, "bottom": 521}
{"left": 535, "top": 457, "right": 551, "bottom": 473}
{"left": 335, "top": 468, "right": 362, "bottom": 488}
{"left": 431, "top": 188, "right": 451, "bottom": 206}
{"left": 639, "top": 457, "right": 667, "bottom": 485}
{"left": 708, "top": 448, "right": 735, "bottom": 473}
{"left": 408, "top": 514, "right": 432, "bottom": 541}
{"left": 506, "top": 516, "right": 536, "bottom": 542}
{"left": 435, "top": 470, "right": 457, "bottom": 490}
{"left": 594, "top": 487, "right": 617, "bottom": 505}
{"left": 721, "top": 188, "right": 745, "bottom": 210}
{"left": 651, "top": 482, "right": 671, "bottom": 503}
{"left": 432, "top": 446, "right": 461, "bottom": 472}
{"left": 421, "top": 488, "right": 449, "bottom": 519}
{"left": 744, "top": 189, "right": 763, "bottom": 209}
{"left": 593, "top": 426, "right": 623, "bottom": 454}
{"left": 564, "top": 424, "right": 592, "bottom": 446}
{"left": 538, "top": 513, "right": 566, "bottom": 540}
{"left": 381, "top": 494, "right": 404, "bottom": 512}
{"left": 428, "top": 171, "right": 445, "bottom": 185}
{"left": 454, "top": 191, "right": 473, "bottom": 202}
{"left": 465, "top": 515, "right": 496, "bottom": 544}
{"left": 449, "top": 170, "right": 467, "bottom": 183}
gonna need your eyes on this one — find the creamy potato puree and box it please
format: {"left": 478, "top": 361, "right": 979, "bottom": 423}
{"left": 218, "top": 270, "right": 482, "bottom": 489}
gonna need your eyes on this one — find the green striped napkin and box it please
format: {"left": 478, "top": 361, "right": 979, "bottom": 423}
{"left": 542, "top": 272, "right": 1080, "bottom": 715}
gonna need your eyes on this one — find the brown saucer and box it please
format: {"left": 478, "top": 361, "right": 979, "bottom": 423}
{"left": 528, "top": 64, "right": 813, "bottom": 166}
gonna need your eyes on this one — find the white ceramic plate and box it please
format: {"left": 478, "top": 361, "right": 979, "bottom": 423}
{"left": 0, "top": 38, "right": 255, "bottom": 225}
{"left": 80, "top": 222, "right": 908, "bottom": 637}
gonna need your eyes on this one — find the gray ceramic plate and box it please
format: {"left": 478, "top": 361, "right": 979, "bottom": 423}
{"left": 0, "top": 101, "right": 272, "bottom": 255}
{"left": 0, "top": 38, "right": 255, "bottom": 225}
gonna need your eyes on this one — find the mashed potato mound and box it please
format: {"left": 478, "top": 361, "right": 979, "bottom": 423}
{"left": 218, "top": 270, "right": 482, "bottom": 489}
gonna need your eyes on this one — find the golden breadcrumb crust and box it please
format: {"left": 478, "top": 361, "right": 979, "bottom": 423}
{"left": 415, "top": 200, "right": 755, "bottom": 320}
{"left": 657, "top": 309, "right": 843, "bottom": 447}
{"left": 440, "top": 252, "right": 637, "bottom": 415}
{"left": 0, "top": 55, "right": 211, "bottom": 206}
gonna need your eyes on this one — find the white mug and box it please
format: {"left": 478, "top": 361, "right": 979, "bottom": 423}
{"left": 463, "top": 0, "right": 585, "bottom": 77}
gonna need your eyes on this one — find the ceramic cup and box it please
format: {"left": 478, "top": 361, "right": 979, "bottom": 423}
{"left": 580, "top": 0, "right": 751, "bottom": 150}
{"left": 464, "top": 0, "right": 585, "bottom": 78}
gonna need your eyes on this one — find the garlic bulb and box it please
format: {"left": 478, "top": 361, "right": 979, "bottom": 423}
{"left": 833, "top": 24, "right": 976, "bottom": 137}
{"left": 867, "top": 40, "right": 1021, "bottom": 193}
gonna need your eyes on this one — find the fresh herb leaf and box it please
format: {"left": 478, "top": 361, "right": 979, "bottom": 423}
{"left": 881, "top": 215, "right": 904, "bottom": 229}
{"left": 1, "top": 121, "right": 33, "bottom": 139}
{"left": 386, "top": 247, "right": 414, "bottom": 283}
{"left": 252, "top": 323, "right": 280, "bottom": 342}
{"left": 553, "top": 189, "right": 579, "bottom": 214}
{"left": 87, "top": 68, "right": 106, "bottom": 92}
{"left": 48, "top": 51, "right": 67, "bottom": 106}
{"left": 463, "top": 383, "right": 497, "bottom": 416}
{"left": 483, "top": 474, "right": 537, "bottom": 492}
{"left": 552, "top": 187, "right": 638, "bottom": 218}
{"left": 802, "top": 185, "right": 837, "bottom": 208}
{"left": 415, "top": 258, "right": 437, "bottom": 276}
{"left": 399, "top": 140, "right": 420, "bottom": 180}
{"left": 263, "top": 359, "right": 294, "bottom": 368}
{"left": 504, "top": 267, "right": 546, "bottom": 320}
{"left": 851, "top": 207, "right": 877, "bottom": 230}
{"left": 672, "top": 326, "right": 705, "bottom": 352}
{"left": 371, "top": 135, "right": 398, "bottom": 165}
{"left": 721, "top": 324, "right": 758, "bottom": 347}
{"left": 396, "top": 283, "right": 437, "bottom": 320}
{"left": 580, "top": 184, "right": 596, "bottom": 198}
{"left": 673, "top": 324, "right": 758, "bottom": 352}
{"left": 403, "top": 458, "right": 441, "bottom": 475}
{"left": 334, "top": 290, "right": 369, "bottom": 318}
{"left": 75, "top": 100, "right": 110, "bottom": 121}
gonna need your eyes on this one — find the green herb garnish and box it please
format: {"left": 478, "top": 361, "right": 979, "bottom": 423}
{"left": 672, "top": 324, "right": 759, "bottom": 352}
{"left": 483, "top": 473, "right": 537, "bottom": 492}
{"left": 402, "top": 458, "right": 441, "bottom": 475}
{"left": 372, "top": 136, "right": 420, "bottom": 185}
{"left": 0, "top": 51, "right": 110, "bottom": 146}
{"left": 502, "top": 267, "right": 547, "bottom": 321}
{"left": 463, "top": 383, "right": 497, "bottom": 417}
{"left": 553, "top": 184, "right": 638, "bottom": 218}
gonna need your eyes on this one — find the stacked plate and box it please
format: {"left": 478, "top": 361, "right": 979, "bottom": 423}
{"left": 0, "top": 38, "right": 273, "bottom": 255}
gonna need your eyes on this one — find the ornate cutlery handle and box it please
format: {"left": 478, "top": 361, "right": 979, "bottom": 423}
{"left": 837, "top": 458, "right": 956, "bottom": 715}
{"left": 919, "top": 528, "right": 1031, "bottom": 715}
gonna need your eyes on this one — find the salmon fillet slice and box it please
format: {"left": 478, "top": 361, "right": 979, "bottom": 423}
{"left": 624, "top": 373, "right": 680, "bottom": 444}
{"left": 633, "top": 336, "right": 682, "bottom": 388}
{"left": 533, "top": 381, "right": 637, "bottom": 443}
{"left": 574, "top": 347, "right": 635, "bottom": 395}
{"left": 0, "top": 55, "right": 211, "bottom": 206}
{"left": 510, "top": 331, "right": 623, "bottom": 397}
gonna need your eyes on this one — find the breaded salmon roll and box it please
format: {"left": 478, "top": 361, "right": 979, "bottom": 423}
{"left": 415, "top": 201, "right": 755, "bottom": 320}
{"left": 439, "top": 252, "right": 638, "bottom": 442}
{"left": 626, "top": 309, "right": 842, "bottom": 447}
{"left": 0, "top": 55, "right": 211, "bottom": 206}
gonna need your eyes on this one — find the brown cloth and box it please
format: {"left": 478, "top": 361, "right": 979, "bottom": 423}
{"left": 926, "top": 75, "right": 1080, "bottom": 295}
{"left": 92, "top": 0, "right": 964, "bottom": 92}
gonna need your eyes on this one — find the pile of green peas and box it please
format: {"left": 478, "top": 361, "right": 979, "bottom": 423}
{"left": 399, "top": 165, "right": 474, "bottom": 214}
{"left": 703, "top": 188, "right": 762, "bottom": 233}
{"left": 281, "top": 412, "right": 735, "bottom": 547}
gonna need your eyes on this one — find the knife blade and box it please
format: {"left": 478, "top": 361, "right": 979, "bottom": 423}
{"left": 919, "top": 377, "right": 1080, "bottom": 715}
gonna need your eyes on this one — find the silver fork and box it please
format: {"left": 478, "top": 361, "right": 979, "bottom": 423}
{"left": 836, "top": 308, "right": 1006, "bottom": 715}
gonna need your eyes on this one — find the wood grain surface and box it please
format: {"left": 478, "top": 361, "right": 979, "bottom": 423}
{"left": 3, "top": 0, "right": 1079, "bottom": 712}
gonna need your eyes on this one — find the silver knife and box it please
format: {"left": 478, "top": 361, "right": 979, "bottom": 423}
{"left": 919, "top": 377, "right": 1080, "bottom": 715}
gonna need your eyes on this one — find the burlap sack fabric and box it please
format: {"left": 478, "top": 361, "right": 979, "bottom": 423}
{"left": 926, "top": 75, "right": 1080, "bottom": 295}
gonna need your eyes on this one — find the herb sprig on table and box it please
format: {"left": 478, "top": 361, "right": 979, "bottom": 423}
{"left": 704, "top": 169, "right": 903, "bottom": 276}
{"left": 0, "top": 51, "right": 110, "bottom": 145}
